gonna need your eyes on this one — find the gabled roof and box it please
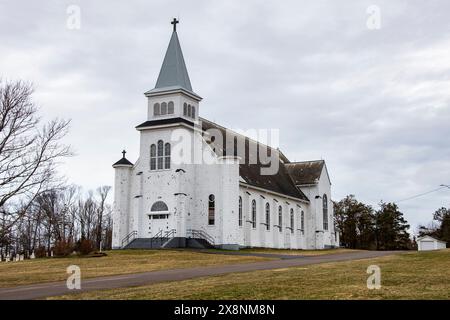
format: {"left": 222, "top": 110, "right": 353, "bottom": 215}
{"left": 112, "top": 157, "right": 133, "bottom": 167}
{"left": 147, "top": 31, "right": 193, "bottom": 94}
{"left": 417, "top": 235, "right": 446, "bottom": 243}
{"left": 285, "top": 160, "right": 325, "bottom": 185}
{"left": 200, "top": 118, "right": 309, "bottom": 202}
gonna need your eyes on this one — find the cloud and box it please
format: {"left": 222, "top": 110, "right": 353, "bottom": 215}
{"left": 0, "top": 0, "right": 449, "bottom": 232}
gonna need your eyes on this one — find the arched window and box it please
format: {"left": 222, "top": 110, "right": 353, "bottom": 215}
{"left": 183, "top": 103, "right": 187, "bottom": 116}
{"left": 191, "top": 106, "right": 196, "bottom": 118}
{"left": 265, "top": 203, "right": 270, "bottom": 231}
{"left": 168, "top": 101, "right": 174, "bottom": 114}
{"left": 151, "top": 201, "right": 168, "bottom": 212}
{"left": 157, "top": 140, "right": 164, "bottom": 170}
{"left": 290, "top": 208, "right": 294, "bottom": 233}
{"left": 187, "top": 104, "right": 192, "bottom": 117}
{"left": 161, "top": 102, "right": 167, "bottom": 115}
{"left": 278, "top": 206, "right": 283, "bottom": 232}
{"left": 164, "top": 143, "right": 171, "bottom": 169}
{"left": 301, "top": 211, "right": 305, "bottom": 231}
{"left": 323, "top": 194, "right": 328, "bottom": 231}
{"left": 154, "top": 103, "right": 160, "bottom": 116}
{"left": 208, "top": 194, "right": 215, "bottom": 225}
{"left": 251, "top": 200, "right": 256, "bottom": 228}
{"left": 150, "top": 144, "right": 156, "bottom": 170}
{"left": 238, "top": 196, "right": 242, "bottom": 226}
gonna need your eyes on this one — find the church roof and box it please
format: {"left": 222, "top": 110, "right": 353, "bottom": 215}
{"left": 146, "top": 30, "right": 194, "bottom": 96}
{"left": 285, "top": 160, "right": 325, "bottom": 185}
{"left": 112, "top": 156, "right": 133, "bottom": 167}
{"left": 200, "top": 118, "right": 309, "bottom": 202}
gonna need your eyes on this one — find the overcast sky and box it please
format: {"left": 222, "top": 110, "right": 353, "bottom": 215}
{"left": 1, "top": 0, "right": 449, "bottom": 233}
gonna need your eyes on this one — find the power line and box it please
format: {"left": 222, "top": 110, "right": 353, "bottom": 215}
{"left": 396, "top": 186, "right": 448, "bottom": 203}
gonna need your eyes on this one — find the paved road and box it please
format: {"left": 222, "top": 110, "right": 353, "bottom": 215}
{"left": 0, "top": 250, "right": 402, "bottom": 300}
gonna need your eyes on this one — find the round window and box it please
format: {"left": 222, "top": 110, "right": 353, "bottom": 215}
{"left": 209, "top": 194, "right": 215, "bottom": 202}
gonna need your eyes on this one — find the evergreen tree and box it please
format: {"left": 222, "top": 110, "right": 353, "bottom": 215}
{"left": 375, "top": 202, "right": 411, "bottom": 250}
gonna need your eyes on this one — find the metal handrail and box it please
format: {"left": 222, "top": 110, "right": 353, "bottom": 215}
{"left": 121, "top": 230, "right": 138, "bottom": 247}
{"left": 151, "top": 230, "right": 163, "bottom": 242}
{"left": 186, "top": 229, "right": 215, "bottom": 246}
{"left": 165, "top": 229, "right": 177, "bottom": 238}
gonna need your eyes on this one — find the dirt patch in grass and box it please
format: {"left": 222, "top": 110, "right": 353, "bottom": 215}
{"left": 52, "top": 249, "right": 450, "bottom": 300}
{"left": 0, "top": 249, "right": 271, "bottom": 288}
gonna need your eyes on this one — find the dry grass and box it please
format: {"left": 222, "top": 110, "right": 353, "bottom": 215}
{"left": 0, "top": 249, "right": 270, "bottom": 288}
{"left": 239, "top": 248, "right": 363, "bottom": 256}
{"left": 52, "top": 249, "right": 450, "bottom": 300}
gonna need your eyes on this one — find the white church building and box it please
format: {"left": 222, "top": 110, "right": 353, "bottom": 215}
{"left": 112, "top": 20, "right": 338, "bottom": 250}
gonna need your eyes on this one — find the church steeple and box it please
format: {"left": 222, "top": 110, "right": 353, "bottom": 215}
{"left": 146, "top": 18, "right": 200, "bottom": 98}
{"left": 144, "top": 19, "right": 201, "bottom": 123}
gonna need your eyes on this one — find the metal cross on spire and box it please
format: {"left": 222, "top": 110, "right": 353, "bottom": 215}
{"left": 171, "top": 18, "right": 179, "bottom": 32}
{"left": 122, "top": 150, "right": 126, "bottom": 158}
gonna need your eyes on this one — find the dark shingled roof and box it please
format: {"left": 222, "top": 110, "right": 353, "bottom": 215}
{"left": 113, "top": 157, "right": 133, "bottom": 166}
{"left": 201, "top": 118, "right": 309, "bottom": 202}
{"left": 285, "top": 160, "right": 325, "bottom": 185}
{"left": 136, "top": 117, "right": 194, "bottom": 129}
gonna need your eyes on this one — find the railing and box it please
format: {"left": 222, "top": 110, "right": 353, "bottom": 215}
{"left": 186, "top": 229, "right": 215, "bottom": 246}
{"left": 121, "top": 230, "right": 138, "bottom": 248}
{"left": 164, "top": 229, "right": 177, "bottom": 238}
{"left": 151, "top": 230, "right": 164, "bottom": 242}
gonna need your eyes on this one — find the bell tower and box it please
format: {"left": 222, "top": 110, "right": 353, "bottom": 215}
{"left": 144, "top": 18, "right": 202, "bottom": 122}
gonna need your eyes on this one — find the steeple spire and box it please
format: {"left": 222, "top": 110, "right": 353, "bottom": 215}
{"left": 153, "top": 18, "right": 193, "bottom": 92}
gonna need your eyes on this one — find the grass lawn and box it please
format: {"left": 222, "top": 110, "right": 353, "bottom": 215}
{"left": 51, "top": 249, "right": 450, "bottom": 300}
{"left": 0, "top": 249, "right": 270, "bottom": 288}
{"left": 238, "top": 248, "right": 363, "bottom": 256}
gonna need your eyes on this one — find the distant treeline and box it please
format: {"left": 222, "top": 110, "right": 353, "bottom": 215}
{"left": 333, "top": 195, "right": 414, "bottom": 250}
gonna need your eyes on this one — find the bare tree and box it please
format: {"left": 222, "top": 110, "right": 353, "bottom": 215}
{"left": 0, "top": 79, "right": 71, "bottom": 245}
{"left": 95, "top": 186, "right": 111, "bottom": 249}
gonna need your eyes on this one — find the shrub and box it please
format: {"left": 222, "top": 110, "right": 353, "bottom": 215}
{"left": 34, "top": 246, "right": 47, "bottom": 258}
{"left": 78, "top": 239, "right": 94, "bottom": 255}
{"left": 53, "top": 240, "right": 74, "bottom": 257}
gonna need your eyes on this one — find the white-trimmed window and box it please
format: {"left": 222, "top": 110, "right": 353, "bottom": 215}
{"left": 168, "top": 101, "right": 174, "bottom": 114}
{"left": 323, "top": 194, "right": 328, "bottom": 231}
{"left": 301, "top": 210, "right": 305, "bottom": 231}
{"left": 154, "top": 103, "right": 160, "bottom": 116}
{"left": 208, "top": 194, "right": 215, "bottom": 225}
{"left": 238, "top": 196, "right": 242, "bottom": 227}
{"left": 161, "top": 102, "right": 167, "bottom": 115}
{"left": 157, "top": 140, "right": 164, "bottom": 169}
{"left": 251, "top": 200, "right": 256, "bottom": 229}
{"left": 290, "top": 208, "right": 294, "bottom": 234}
{"left": 278, "top": 206, "right": 283, "bottom": 232}
{"left": 150, "top": 144, "right": 156, "bottom": 170}
{"left": 265, "top": 203, "right": 270, "bottom": 231}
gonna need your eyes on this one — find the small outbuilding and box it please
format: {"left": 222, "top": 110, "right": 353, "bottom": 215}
{"left": 417, "top": 235, "right": 447, "bottom": 251}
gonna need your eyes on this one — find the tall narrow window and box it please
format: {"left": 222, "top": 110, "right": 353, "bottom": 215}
{"left": 157, "top": 140, "right": 164, "bottom": 170}
{"left": 191, "top": 106, "right": 196, "bottom": 118}
{"left": 323, "top": 194, "right": 328, "bottom": 230}
{"left": 278, "top": 206, "right": 282, "bottom": 232}
{"left": 161, "top": 102, "right": 167, "bottom": 115}
{"left": 150, "top": 144, "right": 156, "bottom": 170}
{"left": 168, "top": 101, "right": 174, "bottom": 114}
{"left": 290, "top": 208, "right": 294, "bottom": 234}
{"left": 251, "top": 200, "right": 256, "bottom": 229}
{"left": 154, "top": 103, "right": 160, "bottom": 116}
{"left": 164, "top": 143, "right": 171, "bottom": 169}
{"left": 187, "top": 104, "right": 192, "bottom": 117}
{"left": 265, "top": 203, "right": 270, "bottom": 231}
{"left": 208, "top": 194, "right": 215, "bottom": 225}
{"left": 183, "top": 103, "right": 188, "bottom": 116}
{"left": 301, "top": 211, "right": 305, "bottom": 231}
{"left": 238, "top": 196, "right": 242, "bottom": 227}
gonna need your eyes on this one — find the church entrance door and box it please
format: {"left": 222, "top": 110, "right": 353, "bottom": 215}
{"left": 148, "top": 214, "right": 169, "bottom": 237}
